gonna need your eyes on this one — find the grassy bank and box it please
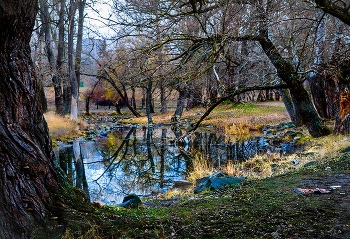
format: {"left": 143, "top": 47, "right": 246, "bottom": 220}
{"left": 38, "top": 134, "right": 350, "bottom": 239}
{"left": 119, "top": 101, "right": 290, "bottom": 131}
{"left": 44, "top": 112, "right": 87, "bottom": 146}
{"left": 41, "top": 103, "right": 350, "bottom": 238}
{"left": 55, "top": 149, "right": 350, "bottom": 238}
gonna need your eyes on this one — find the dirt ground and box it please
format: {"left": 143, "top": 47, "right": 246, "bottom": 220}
{"left": 298, "top": 173, "right": 350, "bottom": 237}
{"left": 255, "top": 101, "right": 285, "bottom": 107}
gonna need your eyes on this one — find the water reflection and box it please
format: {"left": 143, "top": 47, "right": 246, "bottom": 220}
{"left": 55, "top": 125, "right": 295, "bottom": 205}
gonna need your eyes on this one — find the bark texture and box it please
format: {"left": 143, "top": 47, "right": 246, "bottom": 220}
{"left": 279, "top": 89, "right": 302, "bottom": 126}
{"left": 257, "top": 36, "right": 330, "bottom": 137}
{"left": 0, "top": 1, "right": 63, "bottom": 237}
{"left": 309, "top": 13, "right": 328, "bottom": 118}
{"left": 68, "top": 0, "right": 78, "bottom": 120}
{"left": 334, "top": 63, "right": 350, "bottom": 134}
{"left": 171, "top": 89, "right": 188, "bottom": 123}
{"left": 256, "top": 0, "right": 330, "bottom": 137}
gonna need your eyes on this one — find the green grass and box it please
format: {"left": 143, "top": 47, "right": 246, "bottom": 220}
{"left": 55, "top": 154, "right": 349, "bottom": 238}
{"left": 34, "top": 152, "right": 350, "bottom": 238}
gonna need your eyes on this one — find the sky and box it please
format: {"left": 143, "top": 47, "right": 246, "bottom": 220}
{"left": 85, "top": 0, "right": 116, "bottom": 39}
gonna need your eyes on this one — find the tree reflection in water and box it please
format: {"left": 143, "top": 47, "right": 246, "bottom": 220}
{"left": 55, "top": 125, "right": 296, "bottom": 205}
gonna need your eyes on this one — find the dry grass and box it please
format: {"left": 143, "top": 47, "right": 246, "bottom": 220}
{"left": 44, "top": 112, "right": 87, "bottom": 142}
{"left": 188, "top": 156, "right": 216, "bottom": 183}
{"left": 188, "top": 135, "right": 350, "bottom": 182}
{"left": 119, "top": 102, "right": 290, "bottom": 133}
{"left": 224, "top": 122, "right": 250, "bottom": 144}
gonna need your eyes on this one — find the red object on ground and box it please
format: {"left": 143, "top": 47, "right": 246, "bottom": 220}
{"left": 294, "top": 188, "right": 332, "bottom": 194}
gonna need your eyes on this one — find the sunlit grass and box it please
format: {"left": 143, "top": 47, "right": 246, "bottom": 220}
{"left": 188, "top": 156, "right": 216, "bottom": 183}
{"left": 119, "top": 101, "right": 290, "bottom": 132}
{"left": 44, "top": 112, "right": 87, "bottom": 144}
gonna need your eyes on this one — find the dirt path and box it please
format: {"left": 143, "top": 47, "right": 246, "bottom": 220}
{"left": 254, "top": 101, "right": 285, "bottom": 107}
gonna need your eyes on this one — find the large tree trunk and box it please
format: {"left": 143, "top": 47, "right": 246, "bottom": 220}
{"left": 255, "top": 0, "right": 330, "bottom": 137}
{"left": 324, "top": 76, "right": 339, "bottom": 119}
{"left": 334, "top": 62, "right": 350, "bottom": 134}
{"left": 146, "top": 79, "right": 153, "bottom": 124}
{"left": 309, "top": 72, "right": 328, "bottom": 118}
{"left": 68, "top": 0, "right": 78, "bottom": 120}
{"left": 309, "top": 13, "right": 328, "bottom": 119}
{"left": 261, "top": 37, "right": 330, "bottom": 137}
{"left": 313, "top": 2, "right": 350, "bottom": 134}
{"left": 326, "top": 19, "right": 342, "bottom": 120}
{"left": 0, "top": 1, "right": 65, "bottom": 237}
{"left": 63, "top": 78, "right": 72, "bottom": 115}
{"left": 75, "top": 0, "right": 86, "bottom": 90}
{"left": 40, "top": 0, "right": 64, "bottom": 115}
{"left": 55, "top": 0, "right": 66, "bottom": 116}
{"left": 279, "top": 88, "right": 302, "bottom": 126}
{"left": 186, "top": 87, "right": 202, "bottom": 111}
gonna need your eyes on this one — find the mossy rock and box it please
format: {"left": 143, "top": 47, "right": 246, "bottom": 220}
{"left": 304, "top": 161, "right": 318, "bottom": 167}
{"left": 117, "top": 194, "right": 142, "bottom": 209}
{"left": 194, "top": 172, "right": 246, "bottom": 194}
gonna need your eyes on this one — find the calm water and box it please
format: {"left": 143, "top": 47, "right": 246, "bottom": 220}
{"left": 55, "top": 124, "right": 296, "bottom": 205}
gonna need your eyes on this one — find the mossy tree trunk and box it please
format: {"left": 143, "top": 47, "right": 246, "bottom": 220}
{"left": 259, "top": 37, "right": 331, "bottom": 137}
{"left": 146, "top": 79, "right": 153, "bottom": 124}
{"left": 256, "top": 0, "right": 330, "bottom": 137}
{"left": 0, "top": 1, "right": 66, "bottom": 237}
{"left": 278, "top": 88, "right": 302, "bottom": 126}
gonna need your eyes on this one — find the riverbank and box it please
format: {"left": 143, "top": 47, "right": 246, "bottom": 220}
{"left": 41, "top": 102, "right": 350, "bottom": 238}
{"left": 44, "top": 145, "right": 350, "bottom": 238}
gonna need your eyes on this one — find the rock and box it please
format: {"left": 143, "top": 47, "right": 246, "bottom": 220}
{"left": 92, "top": 200, "right": 106, "bottom": 209}
{"left": 117, "top": 194, "right": 142, "bottom": 209}
{"left": 194, "top": 172, "right": 245, "bottom": 194}
{"left": 341, "top": 146, "right": 350, "bottom": 153}
{"left": 285, "top": 122, "right": 295, "bottom": 128}
{"left": 325, "top": 167, "right": 332, "bottom": 171}
{"left": 304, "top": 161, "right": 317, "bottom": 167}
{"left": 284, "top": 130, "right": 296, "bottom": 137}
{"left": 292, "top": 136, "right": 302, "bottom": 144}
{"left": 271, "top": 231, "right": 281, "bottom": 238}
{"left": 271, "top": 163, "right": 278, "bottom": 168}
{"left": 174, "top": 180, "right": 193, "bottom": 187}
{"left": 98, "top": 132, "right": 108, "bottom": 138}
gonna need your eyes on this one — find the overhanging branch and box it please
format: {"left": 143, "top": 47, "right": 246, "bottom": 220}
{"left": 187, "top": 83, "right": 288, "bottom": 134}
